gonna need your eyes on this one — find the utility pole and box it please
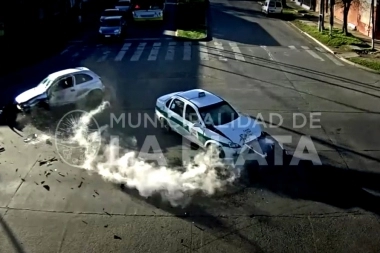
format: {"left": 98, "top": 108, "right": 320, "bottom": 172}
{"left": 318, "top": 0, "right": 323, "bottom": 31}
{"left": 371, "top": 0, "right": 375, "bottom": 49}
{"left": 321, "top": 0, "right": 325, "bottom": 29}
{"left": 329, "top": 0, "right": 334, "bottom": 35}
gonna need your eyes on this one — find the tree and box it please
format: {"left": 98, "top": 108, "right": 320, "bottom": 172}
{"left": 336, "top": 0, "right": 360, "bottom": 35}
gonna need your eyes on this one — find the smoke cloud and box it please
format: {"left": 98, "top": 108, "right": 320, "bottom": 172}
{"left": 61, "top": 102, "right": 239, "bottom": 207}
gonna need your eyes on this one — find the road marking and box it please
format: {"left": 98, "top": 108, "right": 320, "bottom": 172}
{"left": 163, "top": 30, "right": 175, "bottom": 36}
{"left": 229, "top": 42, "right": 245, "bottom": 61}
{"left": 183, "top": 42, "right": 191, "bottom": 60}
{"left": 165, "top": 42, "right": 176, "bottom": 60}
{"left": 324, "top": 53, "right": 344, "bottom": 66}
{"left": 130, "top": 42, "right": 146, "bottom": 61}
{"left": 114, "top": 43, "right": 131, "bottom": 61}
{"left": 214, "top": 41, "right": 227, "bottom": 61}
{"left": 315, "top": 47, "right": 325, "bottom": 52}
{"left": 260, "top": 45, "right": 274, "bottom": 60}
{"left": 288, "top": 45, "right": 296, "bottom": 50}
{"left": 301, "top": 46, "right": 310, "bottom": 49}
{"left": 305, "top": 49, "right": 325, "bottom": 61}
{"left": 148, "top": 42, "right": 161, "bottom": 61}
{"left": 96, "top": 51, "right": 110, "bottom": 62}
{"left": 199, "top": 45, "right": 209, "bottom": 60}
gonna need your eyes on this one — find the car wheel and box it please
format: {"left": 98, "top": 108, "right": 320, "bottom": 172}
{"left": 85, "top": 90, "right": 103, "bottom": 109}
{"left": 160, "top": 118, "right": 172, "bottom": 133}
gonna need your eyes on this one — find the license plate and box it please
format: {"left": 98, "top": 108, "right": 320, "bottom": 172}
{"left": 105, "top": 35, "right": 110, "bottom": 37}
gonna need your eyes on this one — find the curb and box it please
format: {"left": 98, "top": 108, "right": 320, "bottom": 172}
{"left": 287, "top": 21, "right": 336, "bottom": 54}
{"left": 337, "top": 57, "right": 380, "bottom": 74}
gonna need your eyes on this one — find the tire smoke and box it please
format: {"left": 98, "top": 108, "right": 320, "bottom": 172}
{"left": 65, "top": 102, "right": 240, "bottom": 207}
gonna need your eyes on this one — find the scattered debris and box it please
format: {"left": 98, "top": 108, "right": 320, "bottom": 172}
{"left": 78, "top": 181, "right": 83, "bottom": 188}
{"left": 71, "top": 188, "right": 74, "bottom": 190}
{"left": 114, "top": 235, "right": 121, "bottom": 240}
{"left": 43, "top": 185, "right": 50, "bottom": 191}
{"left": 45, "top": 172, "right": 51, "bottom": 177}
{"left": 58, "top": 172, "right": 65, "bottom": 177}
{"left": 82, "top": 177, "right": 85, "bottom": 180}
{"left": 104, "top": 225, "right": 108, "bottom": 228}
{"left": 39, "top": 157, "right": 58, "bottom": 166}
{"left": 82, "top": 221, "right": 88, "bottom": 224}
{"left": 46, "top": 139, "right": 52, "bottom": 145}
{"left": 181, "top": 239, "right": 184, "bottom": 243}
{"left": 94, "top": 190, "right": 99, "bottom": 195}
{"left": 15, "top": 169, "right": 18, "bottom": 172}
{"left": 104, "top": 211, "right": 112, "bottom": 217}
{"left": 41, "top": 181, "right": 45, "bottom": 184}
{"left": 21, "top": 178, "right": 25, "bottom": 182}
{"left": 35, "top": 182, "right": 39, "bottom": 185}
{"left": 24, "top": 134, "right": 38, "bottom": 143}
{"left": 56, "top": 179, "right": 61, "bottom": 183}
{"left": 0, "top": 147, "right": 4, "bottom": 153}
{"left": 93, "top": 195, "right": 96, "bottom": 197}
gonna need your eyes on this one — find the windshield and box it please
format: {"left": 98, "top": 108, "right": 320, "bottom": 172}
{"left": 37, "top": 77, "right": 52, "bottom": 88}
{"left": 198, "top": 101, "right": 239, "bottom": 126}
{"left": 102, "top": 10, "right": 122, "bottom": 16}
{"left": 101, "top": 19, "right": 121, "bottom": 27}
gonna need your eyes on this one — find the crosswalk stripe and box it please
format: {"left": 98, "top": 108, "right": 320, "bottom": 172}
{"left": 114, "top": 43, "right": 131, "bottom": 61}
{"left": 165, "top": 42, "right": 176, "bottom": 60}
{"left": 301, "top": 46, "right": 309, "bottom": 49}
{"left": 214, "top": 42, "right": 227, "bottom": 61}
{"left": 148, "top": 42, "right": 161, "bottom": 61}
{"left": 305, "top": 49, "right": 324, "bottom": 61}
{"left": 324, "top": 53, "right": 344, "bottom": 66}
{"left": 97, "top": 51, "right": 110, "bottom": 62}
{"left": 199, "top": 45, "right": 209, "bottom": 60}
{"left": 288, "top": 45, "right": 296, "bottom": 49}
{"left": 315, "top": 47, "right": 325, "bottom": 52}
{"left": 229, "top": 42, "right": 245, "bottom": 61}
{"left": 130, "top": 42, "right": 146, "bottom": 61}
{"left": 183, "top": 42, "right": 191, "bottom": 60}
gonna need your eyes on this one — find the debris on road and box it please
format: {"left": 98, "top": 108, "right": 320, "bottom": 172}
{"left": 114, "top": 235, "right": 122, "bottom": 240}
{"left": 94, "top": 190, "right": 99, "bottom": 195}
{"left": 56, "top": 179, "right": 61, "bottom": 183}
{"left": 24, "top": 134, "right": 38, "bottom": 143}
{"left": 46, "top": 139, "right": 52, "bottom": 145}
{"left": 58, "top": 172, "right": 65, "bottom": 177}
{"left": 0, "top": 147, "right": 4, "bottom": 153}
{"left": 78, "top": 181, "right": 83, "bottom": 188}
{"left": 41, "top": 181, "right": 45, "bottom": 184}
{"left": 15, "top": 169, "right": 18, "bottom": 172}
{"left": 35, "top": 182, "right": 39, "bottom": 185}
{"left": 21, "top": 178, "right": 25, "bottom": 182}
{"left": 82, "top": 221, "right": 88, "bottom": 224}
{"left": 104, "top": 225, "right": 108, "bottom": 228}
{"left": 43, "top": 185, "right": 50, "bottom": 191}
{"left": 39, "top": 157, "right": 58, "bottom": 166}
{"left": 45, "top": 171, "right": 51, "bottom": 177}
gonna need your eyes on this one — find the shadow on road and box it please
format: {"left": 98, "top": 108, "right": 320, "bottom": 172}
{"left": 0, "top": 213, "right": 26, "bottom": 253}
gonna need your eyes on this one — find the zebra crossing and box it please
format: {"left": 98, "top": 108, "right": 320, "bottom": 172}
{"left": 63, "top": 41, "right": 345, "bottom": 66}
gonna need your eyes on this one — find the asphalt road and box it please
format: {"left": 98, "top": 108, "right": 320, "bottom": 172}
{"left": 1, "top": 0, "right": 380, "bottom": 252}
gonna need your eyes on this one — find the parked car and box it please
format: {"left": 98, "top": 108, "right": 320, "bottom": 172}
{"left": 100, "top": 9, "right": 125, "bottom": 22}
{"left": 14, "top": 67, "right": 105, "bottom": 114}
{"left": 98, "top": 16, "right": 127, "bottom": 39}
{"left": 261, "top": 0, "right": 283, "bottom": 15}
{"left": 115, "top": 0, "right": 132, "bottom": 12}
{"left": 155, "top": 89, "right": 287, "bottom": 164}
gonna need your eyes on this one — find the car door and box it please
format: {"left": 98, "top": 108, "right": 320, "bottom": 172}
{"left": 275, "top": 1, "right": 282, "bottom": 13}
{"left": 183, "top": 103, "right": 205, "bottom": 147}
{"left": 48, "top": 75, "right": 75, "bottom": 107}
{"left": 167, "top": 98, "right": 187, "bottom": 136}
{"left": 73, "top": 73, "right": 96, "bottom": 101}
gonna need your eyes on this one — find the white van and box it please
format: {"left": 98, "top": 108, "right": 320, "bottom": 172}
{"left": 261, "top": 0, "right": 283, "bottom": 15}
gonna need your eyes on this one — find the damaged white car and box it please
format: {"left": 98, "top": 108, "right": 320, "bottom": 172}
{"left": 155, "top": 89, "right": 288, "bottom": 165}
{"left": 14, "top": 67, "right": 105, "bottom": 113}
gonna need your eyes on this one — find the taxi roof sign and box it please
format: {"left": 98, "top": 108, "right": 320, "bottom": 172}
{"left": 198, "top": 92, "right": 205, "bottom": 97}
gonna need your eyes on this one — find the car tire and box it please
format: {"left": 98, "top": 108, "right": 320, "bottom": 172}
{"left": 85, "top": 90, "right": 103, "bottom": 109}
{"left": 160, "top": 118, "right": 172, "bottom": 133}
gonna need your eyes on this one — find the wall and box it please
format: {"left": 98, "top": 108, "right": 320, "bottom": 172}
{"left": 333, "top": 0, "right": 379, "bottom": 39}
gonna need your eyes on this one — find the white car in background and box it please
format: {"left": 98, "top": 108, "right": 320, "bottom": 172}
{"left": 261, "top": 0, "right": 283, "bottom": 15}
{"left": 115, "top": 0, "right": 132, "bottom": 12}
{"left": 155, "top": 89, "right": 287, "bottom": 164}
{"left": 14, "top": 67, "right": 105, "bottom": 113}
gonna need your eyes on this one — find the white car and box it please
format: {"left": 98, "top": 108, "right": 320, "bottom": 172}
{"left": 132, "top": 3, "right": 164, "bottom": 21}
{"left": 261, "top": 0, "right": 283, "bottom": 15}
{"left": 155, "top": 89, "right": 286, "bottom": 164}
{"left": 14, "top": 67, "right": 105, "bottom": 113}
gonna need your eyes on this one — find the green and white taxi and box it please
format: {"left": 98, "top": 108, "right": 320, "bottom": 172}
{"left": 155, "top": 89, "right": 286, "bottom": 163}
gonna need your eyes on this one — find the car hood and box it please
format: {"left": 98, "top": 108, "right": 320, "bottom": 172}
{"left": 15, "top": 86, "right": 48, "bottom": 104}
{"left": 100, "top": 26, "right": 121, "bottom": 33}
{"left": 212, "top": 115, "right": 262, "bottom": 146}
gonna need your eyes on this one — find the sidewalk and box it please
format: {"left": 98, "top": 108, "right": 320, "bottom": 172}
{"left": 286, "top": 0, "right": 380, "bottom": 50}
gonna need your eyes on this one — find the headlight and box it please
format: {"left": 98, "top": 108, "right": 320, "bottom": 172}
{"left": 114, "top": 29, "right": 120, "bottom": 34}
{"left": 17, "top": 104, "right": 22, "bottom": 110}
{"left": 229, "top": 142, "right": 240, "bottom": 148}
{"left": 99, "top": 29, "right": 102, "bottom": 33}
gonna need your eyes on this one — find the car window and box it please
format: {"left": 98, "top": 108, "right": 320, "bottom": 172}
{"left": 269, "top": 1, "right": 275, "bottom": 7}
{"left": 275, "top": 2, "right": 281, "bottom": 7}
{"left": 264, "top": 1, "right": 268, "bottom": 6}
{"left": 169, "top": 99, "right": 184, "bottom": 117}
{"left": 74, "top": 74, "right": 93, "bottom": 85}
{"left": 54, "top": 76, "right": 73, "bottom": 91}
{"left": 166, "top": 98, "right": 172, "bottom": 108}
{"left": 184, "top": 105, "right": 199, "bottom": 123}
